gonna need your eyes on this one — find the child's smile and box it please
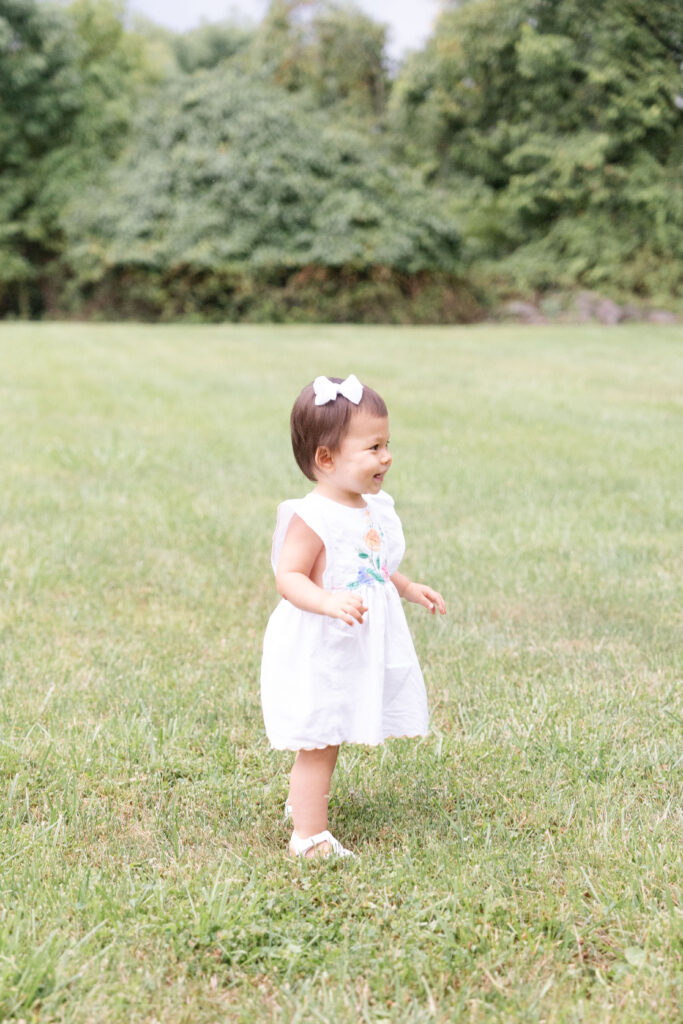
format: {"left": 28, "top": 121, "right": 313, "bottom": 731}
{"left": 315, "top": 412, "right": 392, "bottom": 507}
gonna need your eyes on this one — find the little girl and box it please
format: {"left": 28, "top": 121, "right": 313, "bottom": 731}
{"left": 261, "top": 374, "right": 446, "bottom": 858}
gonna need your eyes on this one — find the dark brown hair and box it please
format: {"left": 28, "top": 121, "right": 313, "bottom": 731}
{"left": 290, "top": 377, "right": 388, "bottom": 481}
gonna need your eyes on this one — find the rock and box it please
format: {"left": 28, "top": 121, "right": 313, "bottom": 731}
{"left": 594, "top": 297, "right": 622, "bottom": 324}
{"left": 502, "top": 300, "right": 546, "bottom": 323}
{"left": 573, "top": 291, "right": 626, "bottom": 324}
{"left": 648, "top": 310, "right": 677, "bottom": 324}
{"left": 619, "top": 304, "right": 641, "bottom": 322}
{"left": 574, "top": 290, "right": 600, "bottom": 322}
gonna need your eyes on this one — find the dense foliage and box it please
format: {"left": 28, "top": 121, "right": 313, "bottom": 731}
{"left": 1, "top": 0, "right": 681, "bottom": 319}
{"left": 0, "top": 0, "right": 152, "bottom": 315}
{"left": 390, "top": 0, "right": 683, "bottom": 297}
{"left": 62, "top": 69, "right": 467, "bottom": 321}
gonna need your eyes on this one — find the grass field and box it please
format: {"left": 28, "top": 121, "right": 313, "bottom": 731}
{"left": 0, "top": 322, "right": 681, "bottom": 1023}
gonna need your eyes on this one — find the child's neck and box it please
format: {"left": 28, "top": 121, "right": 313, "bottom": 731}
{"left": 313, "top": 480, "right": 366, "bottom": 508}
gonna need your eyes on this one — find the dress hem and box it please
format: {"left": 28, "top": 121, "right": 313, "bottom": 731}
{"left": 267, "top": 729, "right": 429, "bottom": 752}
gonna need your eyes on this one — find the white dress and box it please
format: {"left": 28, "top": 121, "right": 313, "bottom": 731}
{"left": 260, "top": 490, "right": 429, "bottom": 750}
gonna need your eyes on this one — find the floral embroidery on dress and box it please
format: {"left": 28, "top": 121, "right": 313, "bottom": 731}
{"left": 346, "top": 515, "right": 390, "bottom": 589}
{"left": 364, "top": 528, "right": 381, "bottom": 551}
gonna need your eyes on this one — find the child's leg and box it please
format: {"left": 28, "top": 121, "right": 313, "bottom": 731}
{"left": 288, "top": 745, "right": 339, "bottom": 841}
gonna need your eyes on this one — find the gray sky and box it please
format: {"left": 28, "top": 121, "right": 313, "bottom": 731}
{"left": 128, "top": 1, "right": 442, "bottom": 60}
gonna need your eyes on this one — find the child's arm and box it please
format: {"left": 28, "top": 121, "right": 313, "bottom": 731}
{"left": 276, "top": 515, "right": 367, "bottom": 626}
{"left": 391, "top": 571, "right": 446, "bottom": 616}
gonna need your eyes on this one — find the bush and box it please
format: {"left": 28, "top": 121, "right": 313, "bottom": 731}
{"left": 60, "top": 67, "right": 469, "bottom": 321}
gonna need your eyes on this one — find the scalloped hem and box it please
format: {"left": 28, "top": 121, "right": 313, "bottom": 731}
{"left": 267, "top": 730, "right": 429, "bottom": 752}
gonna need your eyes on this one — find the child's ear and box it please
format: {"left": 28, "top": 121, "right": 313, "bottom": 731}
{"left": 314, "top": 445, "right": 334, "bottom": 474}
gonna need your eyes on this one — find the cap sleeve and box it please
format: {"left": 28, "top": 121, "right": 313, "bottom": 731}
{"left": 270, "top": 495, "right": 328, "bottom": 574}
{"left": 366, "top": 490, "right": 405, "bottom": 573}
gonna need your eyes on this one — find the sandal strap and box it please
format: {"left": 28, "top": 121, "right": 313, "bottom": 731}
{"left": 290, "top": 829, "right": 355, "bottom": 858}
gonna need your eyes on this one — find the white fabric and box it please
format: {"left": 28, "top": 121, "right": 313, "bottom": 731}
{"left": 261, "top": 490, "right": 429, "bottom": 750}
{"left": 313, "top": 374, "right": 363, "bottom": 406}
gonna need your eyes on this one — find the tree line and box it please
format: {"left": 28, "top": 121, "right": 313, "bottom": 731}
{"left": 1, "top": 0, "right": 681, "bottom": 322}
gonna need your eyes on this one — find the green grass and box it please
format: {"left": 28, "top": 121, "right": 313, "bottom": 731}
{"left": 0, "top": 321, "right": 681, "bottom": 1023}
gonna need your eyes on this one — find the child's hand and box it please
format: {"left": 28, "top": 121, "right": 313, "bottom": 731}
{"left": 322, "top": 591, "right": 368, "bottom": 626}
{"left": 404, "top": 582, "right": 446, "bottom": 615}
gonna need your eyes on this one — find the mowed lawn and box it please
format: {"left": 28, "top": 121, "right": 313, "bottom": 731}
{"left": 0, "top": 322, "right": 681, "bottom": 1023}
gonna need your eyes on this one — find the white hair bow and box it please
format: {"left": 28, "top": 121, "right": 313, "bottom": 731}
{"left": 313, "top": 374, "right": 364, "bottom": 406}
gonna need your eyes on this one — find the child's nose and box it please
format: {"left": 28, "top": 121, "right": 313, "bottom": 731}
{"left": 381, "top": 448, "right": 392, "bottom": 464}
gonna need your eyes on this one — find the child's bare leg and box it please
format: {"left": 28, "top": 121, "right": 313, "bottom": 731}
{"left": 288, "top": 745, "right": 339, "bottom": 855}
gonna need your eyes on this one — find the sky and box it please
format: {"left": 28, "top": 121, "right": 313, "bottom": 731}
{"left": 128, "top": 0, "right": 442, "bottom": 61}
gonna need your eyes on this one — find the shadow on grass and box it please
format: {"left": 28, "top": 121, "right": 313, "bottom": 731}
{"left": 331, "top": 765, "right": 477, "bottom": 849}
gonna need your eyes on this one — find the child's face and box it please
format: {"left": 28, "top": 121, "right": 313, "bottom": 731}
{"left": 316, "top": 411, "right": 392, "bottom": 504}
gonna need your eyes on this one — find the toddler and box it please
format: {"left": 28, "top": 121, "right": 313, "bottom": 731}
{"left": 261, "top": 374, "right": 445, "bottom": 858}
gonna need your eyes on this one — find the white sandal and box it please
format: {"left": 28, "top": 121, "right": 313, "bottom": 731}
{"left": 289, "top": 829, "right": 356, "bottom": 859}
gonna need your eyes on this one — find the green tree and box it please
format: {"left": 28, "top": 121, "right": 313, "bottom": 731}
{"left": 172, "top": 19, "right": 254, "bottom": 73}
{"left": 304, "top": 1, "right": 387, "bottom": 115}
{"left": 1, "top": 0, "right": 77, "bottom": 314}
{"left": 391, "top": 0, "right": 683, "bottom": 297}
{"left": 253, "top": 0, "right": 388, "bottom": 118}
{"left": 62, "top": 66, "right": 464, "bottom": 320}
{"left": 0, "top": 0, "right": 151, "bottom": 315}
